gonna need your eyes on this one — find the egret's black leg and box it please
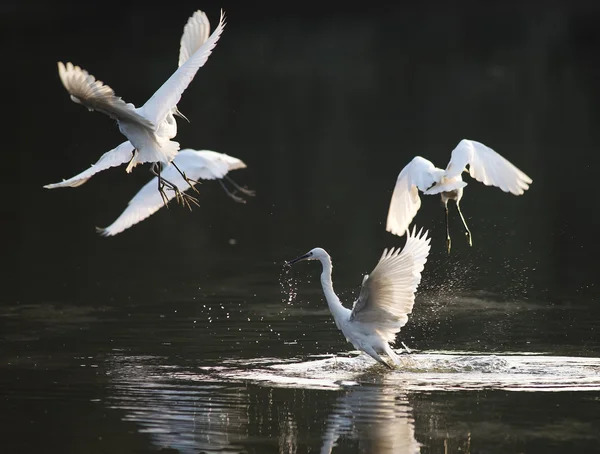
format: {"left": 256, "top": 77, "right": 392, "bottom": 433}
{"left": 456, "top": 201, "right": 472, "bottom": 247}
{"left": 219, "top": 179, "right": 246, "bottom": 203}
{"left": 151, "top": 162, "right": 170, "bottom": 208}
{"left": 151, "top": 163, "right": 199, "bottom": 210}
{"left": 225, "top": 175, "right": 256, "bottom": 197}
{"left": 172, "top": 162, "right": 200, "bottom": 194}
{"left": 445, "top": 201, "right": 451, "bottom": 254}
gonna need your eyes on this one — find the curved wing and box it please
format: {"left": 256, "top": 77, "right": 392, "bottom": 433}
{"left": 386, "top": 156, "right": 444, "bottom": 237}
{"left": 98, "top": 150, "right": 234, "bottom": 236}
{"left": 44, "top": 141, "right": 135, "bottom": 189}
{"left": 178, "top": 10, "right": 211, "bottom": 67}
{"left": 57, "top": 62, "right": 154, "bottom": 129}
{"left": 445, "top": 139, "right": 532, "bottom": 195}
{"left": 350, "top": 226, "right": 431, "bottom": 342}
{"left": 140, "top": 10, "right": 226, "bottom": 127}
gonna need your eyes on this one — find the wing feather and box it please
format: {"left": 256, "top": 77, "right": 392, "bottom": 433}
{"left": 57, "top": 62, "right": 154, "bottom": 129}
{"left": 43, "top": 141, "right": 135, "bottom": 189}
{"left": 178, "top": 10, "right": 211, "bottom": 67}
{"left": 140, "top": 10, "right": 226, "bottom": 127}
{"left": 386, "top": 156, "right": 444, "bottom": 237}
{"left": 350, "top": 226, "right": 431, "bottom": 342}
{"left": 445, "top": 139, "right": 532, "bottom": 195}
{"left": 97, "top": 149, "right": 243, "bottom": 236}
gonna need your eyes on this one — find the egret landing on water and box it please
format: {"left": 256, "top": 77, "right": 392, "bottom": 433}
{"left": 97, "top": 149, "right": 254, "bottom": 236}
{"left": 49, "top": 10, "right": 225, "bottom": 208}
{"left": 286, "top": 227, "right": 431, "bottom": 369}
{"left": 386, "top": 139, "right": 533, "bottom": 253}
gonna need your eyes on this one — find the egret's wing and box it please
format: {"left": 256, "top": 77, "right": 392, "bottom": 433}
{"left": 57, "top": 62, "right": 154, "bottom": 129}
{"left": 178, "top": 10, "right": 211, "bottom": 67}
{"left": 141, "top": 10, "right": 226, "bottom": 127}
{"left": 44, "top": 141, "right": 135, "bottom": 189}
{"left": 181, "top": 149, "right": 246, "bottom": 177}
{"left": 97, "top": 164, "right": 191, "bottom": 237}
{"left": 350, "top": 227, "right": 431, "bottom": 342}
{"left": 386, "top": 156, "right": 444, "bottom": 237}
{"left": 445, "top": 139, "right": 532, "bottom": 195}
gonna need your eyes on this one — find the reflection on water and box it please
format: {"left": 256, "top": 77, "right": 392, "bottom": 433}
{"left": 102, "top": 350, "right": 600, "bottom": 453}
{"left": 106, "top": 355, "right": 249, "bottom": 454}
{"left": 320, "top": 379, "right": 419, "bottom": 454}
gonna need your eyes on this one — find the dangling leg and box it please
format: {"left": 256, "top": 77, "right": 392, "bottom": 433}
{"left": 151, "top": 162, "right": 170, "bottom": 208}
{"left": 219, "top": 179, "right": 247, "bottom": 203}
{"left": 151, "top": 163, "right": 199, "bottom": 210}
{"left": 225, "top": 175, "right": 256, "bottom": 197}
{"left": 171, "top": 161, "right": 200, "bottom": 194}
{"left": 455, "top": 200, "right": 472, "bottom": 246}
{"left": 444, "top": 200, "right": 452, "bottom": 254}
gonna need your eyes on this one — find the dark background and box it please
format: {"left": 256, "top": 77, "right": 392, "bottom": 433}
{"left": 8, "top": 0, "right": 600, "bottom": 307}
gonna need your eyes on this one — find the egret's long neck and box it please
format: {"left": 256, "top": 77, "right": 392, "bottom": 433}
{"left": 318, "top": 255, "right": 347, "bottom": 321}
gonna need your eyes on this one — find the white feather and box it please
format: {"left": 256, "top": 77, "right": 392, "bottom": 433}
{"left": 98, "top": 150, "right": 246, "bottom": 237}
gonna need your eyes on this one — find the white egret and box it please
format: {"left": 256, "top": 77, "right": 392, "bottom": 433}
{"left": 50, "top": 10, "right": 225, "bottom": 206}
{"left": 97, "top": 149, "right": 254, "bottom": 237}
{"left": 286, "top": 227, "right": 430, "bottom": 369}
{"left": 386, "top": 139, "right": 532, "bottom": 253}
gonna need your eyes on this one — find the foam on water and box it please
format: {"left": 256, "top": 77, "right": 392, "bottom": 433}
{"left": 195, "top": 351, "right": 600, "bottom": 392}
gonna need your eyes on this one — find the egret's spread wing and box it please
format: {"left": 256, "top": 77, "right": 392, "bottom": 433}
{"left": 141, "top": 10, "right": 225, "bottom": 127}
{"left": 445, "top": 139, "right": 533, "bottom": 195}
{"left": 178, "top": 10, "right": 211, "bottom": 67}
{"left": 97, "top": 163, "right": 191, "bottom": 237}
{"left": 350, "top": 227, "right": 431, "bottom": 342}
{"left": 97, "top": 150, "right": 237, "bottom": 236}
{"left": 57, "top": 62, "right": 154, "bottom": 129}
{"left": 43, "top": 141, "right": 135, "bottom": 189}
{"left": 386, "top": 156, "right": 444, "bottom": 237}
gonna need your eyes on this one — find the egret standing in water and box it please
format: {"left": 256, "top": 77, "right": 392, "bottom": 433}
{"left": 386, "top": 139, "right": 532, "bottom": 253}
{"left": 51, "top": 10, "right": 225, "bottom": 206}
{"left": 286, "top": 227, "right": 431, "bottom": 368}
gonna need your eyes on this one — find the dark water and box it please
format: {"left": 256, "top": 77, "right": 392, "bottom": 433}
{"left": 7, "top": 1, "right": 600, "bottom": 453}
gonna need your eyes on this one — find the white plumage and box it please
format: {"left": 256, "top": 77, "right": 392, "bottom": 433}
{"left": 47, "top": 9, "right": 224, "bottom": 189}
{"left": 386, "top": 139, "right": 532, "bottom": 252}
{"left": 97, "top": 150, "right": 248, "bottom": 237}
{"left": 286, "top": 227, "right": 431, "bottom": 368}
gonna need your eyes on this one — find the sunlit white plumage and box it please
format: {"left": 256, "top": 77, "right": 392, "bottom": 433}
{"left": 45, "top": 11, "right": 217, "bottom": 190}
{"left": 286, "top": 227, "right": 431, "bottom": 368}
{"left": 386, "top": 139, "right": 532, "bottom": 252}
{"left": 97, "top": 149, "right": 248, "bottom": 237}
{"left": 52, "top": 9, "right": 224, "bottom": 182}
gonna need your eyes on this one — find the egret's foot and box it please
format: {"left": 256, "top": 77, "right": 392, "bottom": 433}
{"left": 174, "top": 189, "right": 200, "bottom": 211}
{"left": 227, "top": 190, "right": 247, "bottom": 204}
{"left": 225, "top": 175, "right": 256, "bottom": 197}
{"left": 466, "top": 231, "right": 473, "bottom": 247}
{"left": 219, "top": 180, "right": 247, "bottom": 204}
{"left": 171, "top": 162, "right": 201, "bottom": 194}
{"left": 446, "top": 237, "right": 452, "bottom": 254}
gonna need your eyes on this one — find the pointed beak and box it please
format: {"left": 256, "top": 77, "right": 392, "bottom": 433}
{"left": 173, "top": 106, "right": 190, "bottom": 123}
{"left": 285, "top": 253, "right": 311, "bottom": 266}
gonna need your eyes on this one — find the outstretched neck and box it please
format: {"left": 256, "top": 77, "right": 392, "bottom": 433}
{"left": 318, "top": 255, "right": 348, "bottom": 321}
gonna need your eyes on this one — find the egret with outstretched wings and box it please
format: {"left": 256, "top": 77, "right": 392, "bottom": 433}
{"left": 286, "top": 227, "right": 430, "bottom": 368}
{"left": 386, "top": 139, "right": 532, "bottom": 252}
{"left": 47, "top": 10, "right": 224, "bottom": 206}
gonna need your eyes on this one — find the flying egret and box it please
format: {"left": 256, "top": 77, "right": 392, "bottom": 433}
{"left": 50, "top": 10, "right": 225, "bottom": 206}
{"left": 286, "top": 227, "right": 431, "bottom": 369}
{"left": 386, "top": 139, "right": 532, "bottom": 253}
{"left": 97, "top": 149, "right": 254, "bottom": 237}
